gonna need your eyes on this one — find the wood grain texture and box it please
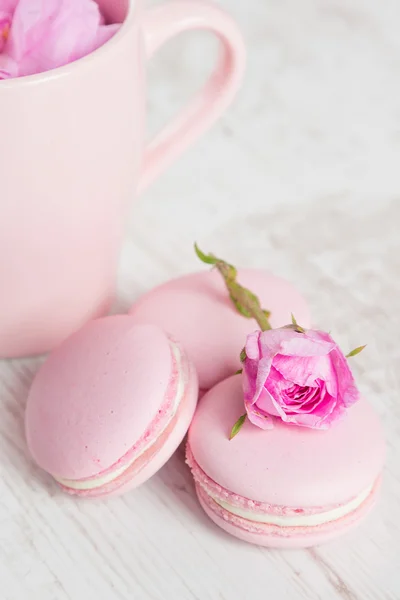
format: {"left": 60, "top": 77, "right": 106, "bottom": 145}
{"left": 1, "top": 0, "right": 400, "bottom": 598}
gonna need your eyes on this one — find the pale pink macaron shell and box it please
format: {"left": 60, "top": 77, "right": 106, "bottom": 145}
{"left": 129, "top": 269, "right": 311, "bottom": 391}
{"left": 187, "top": 375, "right": 385, "bottom": 546}
{"left": 195, "top": 481, "right": 381, "bottom": 548}
{"left": 25, "top": 316, "right": 198, "bottom": 493}
{"left": 116, "top": 361, "right": 198, "bottom": 493}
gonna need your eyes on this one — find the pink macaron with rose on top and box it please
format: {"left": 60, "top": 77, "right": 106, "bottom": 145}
{"left": 186, "top": 246, "right": 385, "bottom": 548}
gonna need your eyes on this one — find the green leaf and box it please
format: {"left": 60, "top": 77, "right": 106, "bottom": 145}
{"left": 229, "top": 414, "right": 247, "bottom": 440}
{"left": 194, "top": 243, "right": 218, "bottom": 265}
{"left": 234, "top": 368, "right": 243, "bottom": 375}
{"left": 240, "top": 348, "right": 247, "bottom": 362}
{"left": 291, "top": 313, "right": 305, "bottom": 333}
{"left": 346, "top": 345, "right": 367, "bottom": 358}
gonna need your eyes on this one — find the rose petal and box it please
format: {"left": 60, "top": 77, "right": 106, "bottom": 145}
{"left": 0, "top": 52, "right": 17, "bottom": 78}
{"left": 4, "top": 0, "right": 120, "bottom": 77}
{"left": 7, "top": 0, "right": 60, "bottom": 63}
{"left": 242, "top": 354, "right": 258, "bottom": 403}
{"left": 254, "top": 356, "right": 274, "bottom": 405}
{"left": 267, "top": 377, "right": 326, "bottom": 417}
{"left": 272, "top": 353, "right": 338, "bottom": 395}
{"left": 254, "top": 328, "right": 336, "bottom": 358}
{"left": 265, "top": 365, "right": 292, "bottom": 394}
{"left": 282, "top": 382, "right": 323, "bottom": 413}
{"left": 306, "top": 330, "right": 337, "bottom": 344}
{"left": 256, "top": 384, "right": 287, "bottom": 419}
{"left": 329, "top": 346, "right": 360, "bottom": 407}
{"left": 94, "top": 23, "right": 120, "bottom": 49}
{"left": 243, "top": 331, "right": 274, "bottom": 407}
{"left": 286, "top": 397, "right": 345, "bottom": 429}
{"left": 244, "top": 330, "right": 262, "bottom": 360}
{"left": 0, "top": 1, "right": 19, "bottom": 13}
{"left": 245, "top": 397, "right": 275, "bottom": 430}
{"left": 279, "top": 332, "right": 336, "bottom": 357}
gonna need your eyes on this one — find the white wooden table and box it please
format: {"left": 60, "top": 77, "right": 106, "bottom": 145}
{"left": 1, "top": 0, "right": 399, "bottom": 598}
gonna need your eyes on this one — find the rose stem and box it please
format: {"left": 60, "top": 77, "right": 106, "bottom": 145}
{"left": 194, "top": 243, "right": 272, "bottom": 332}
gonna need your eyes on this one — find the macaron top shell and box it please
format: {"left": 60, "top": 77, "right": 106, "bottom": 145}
{"left": 188, "top": 375, "right": 385, "bottom": 509}
{"left": 130, "top": 269, "right": 311, "bottom": 391}
{"left": 26, "top": 317, "right": 174, "bottom": 481}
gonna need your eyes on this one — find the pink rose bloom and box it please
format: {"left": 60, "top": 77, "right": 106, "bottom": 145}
{"left": 0, "top": 0, "right": 119, "bottom": 80}
{"left": 242, "top": 328, "right": 360, "bottom": 430}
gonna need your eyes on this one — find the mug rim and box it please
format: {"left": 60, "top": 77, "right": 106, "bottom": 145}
{"left": 0, "top": 0, "right": 138, "bottom": 88}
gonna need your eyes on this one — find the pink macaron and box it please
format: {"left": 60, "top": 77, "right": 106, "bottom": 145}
{"left": 186, "top": 375, "right": 385, "bottom": 548}
{"left": 129, "top": 269, "right": 311, "bottom": 393}
{"left": 25, "top": 316, "right": 198, "bottom": 497}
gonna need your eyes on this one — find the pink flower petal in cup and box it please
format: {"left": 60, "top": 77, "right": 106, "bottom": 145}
{"left": 94, "top": 23, "right": 121, "bottom": 50}
{"left": 0, "top": 11, "right": 12, "bottom": 53}
{"left": 3, "top": 0, "right": 121, "bottom": 77}
{"left": 0, "top": 52, "right": 17, "bottom": 78}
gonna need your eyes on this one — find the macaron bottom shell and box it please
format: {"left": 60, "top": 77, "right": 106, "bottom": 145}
{"left": 194, "top": 476, "right": 382, "bottom": 549}
{"left": 56, "top": 344, "right": 198, "bottom": 498}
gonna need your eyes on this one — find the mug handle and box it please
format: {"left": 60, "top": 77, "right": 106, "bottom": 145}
{"left": 138, "top": 0, "right": 245, "bottom": 193}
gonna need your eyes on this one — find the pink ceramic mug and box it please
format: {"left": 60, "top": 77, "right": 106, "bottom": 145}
{"left": 0, "top": 0, "right": 245, "bottom": 358}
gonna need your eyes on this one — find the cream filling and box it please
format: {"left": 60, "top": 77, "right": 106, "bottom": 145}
{"left": 211, "top": 485, "right": 373, "bottom": 527}
{"left": 54, "top": 343, "right": 185, "bottom": 491}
